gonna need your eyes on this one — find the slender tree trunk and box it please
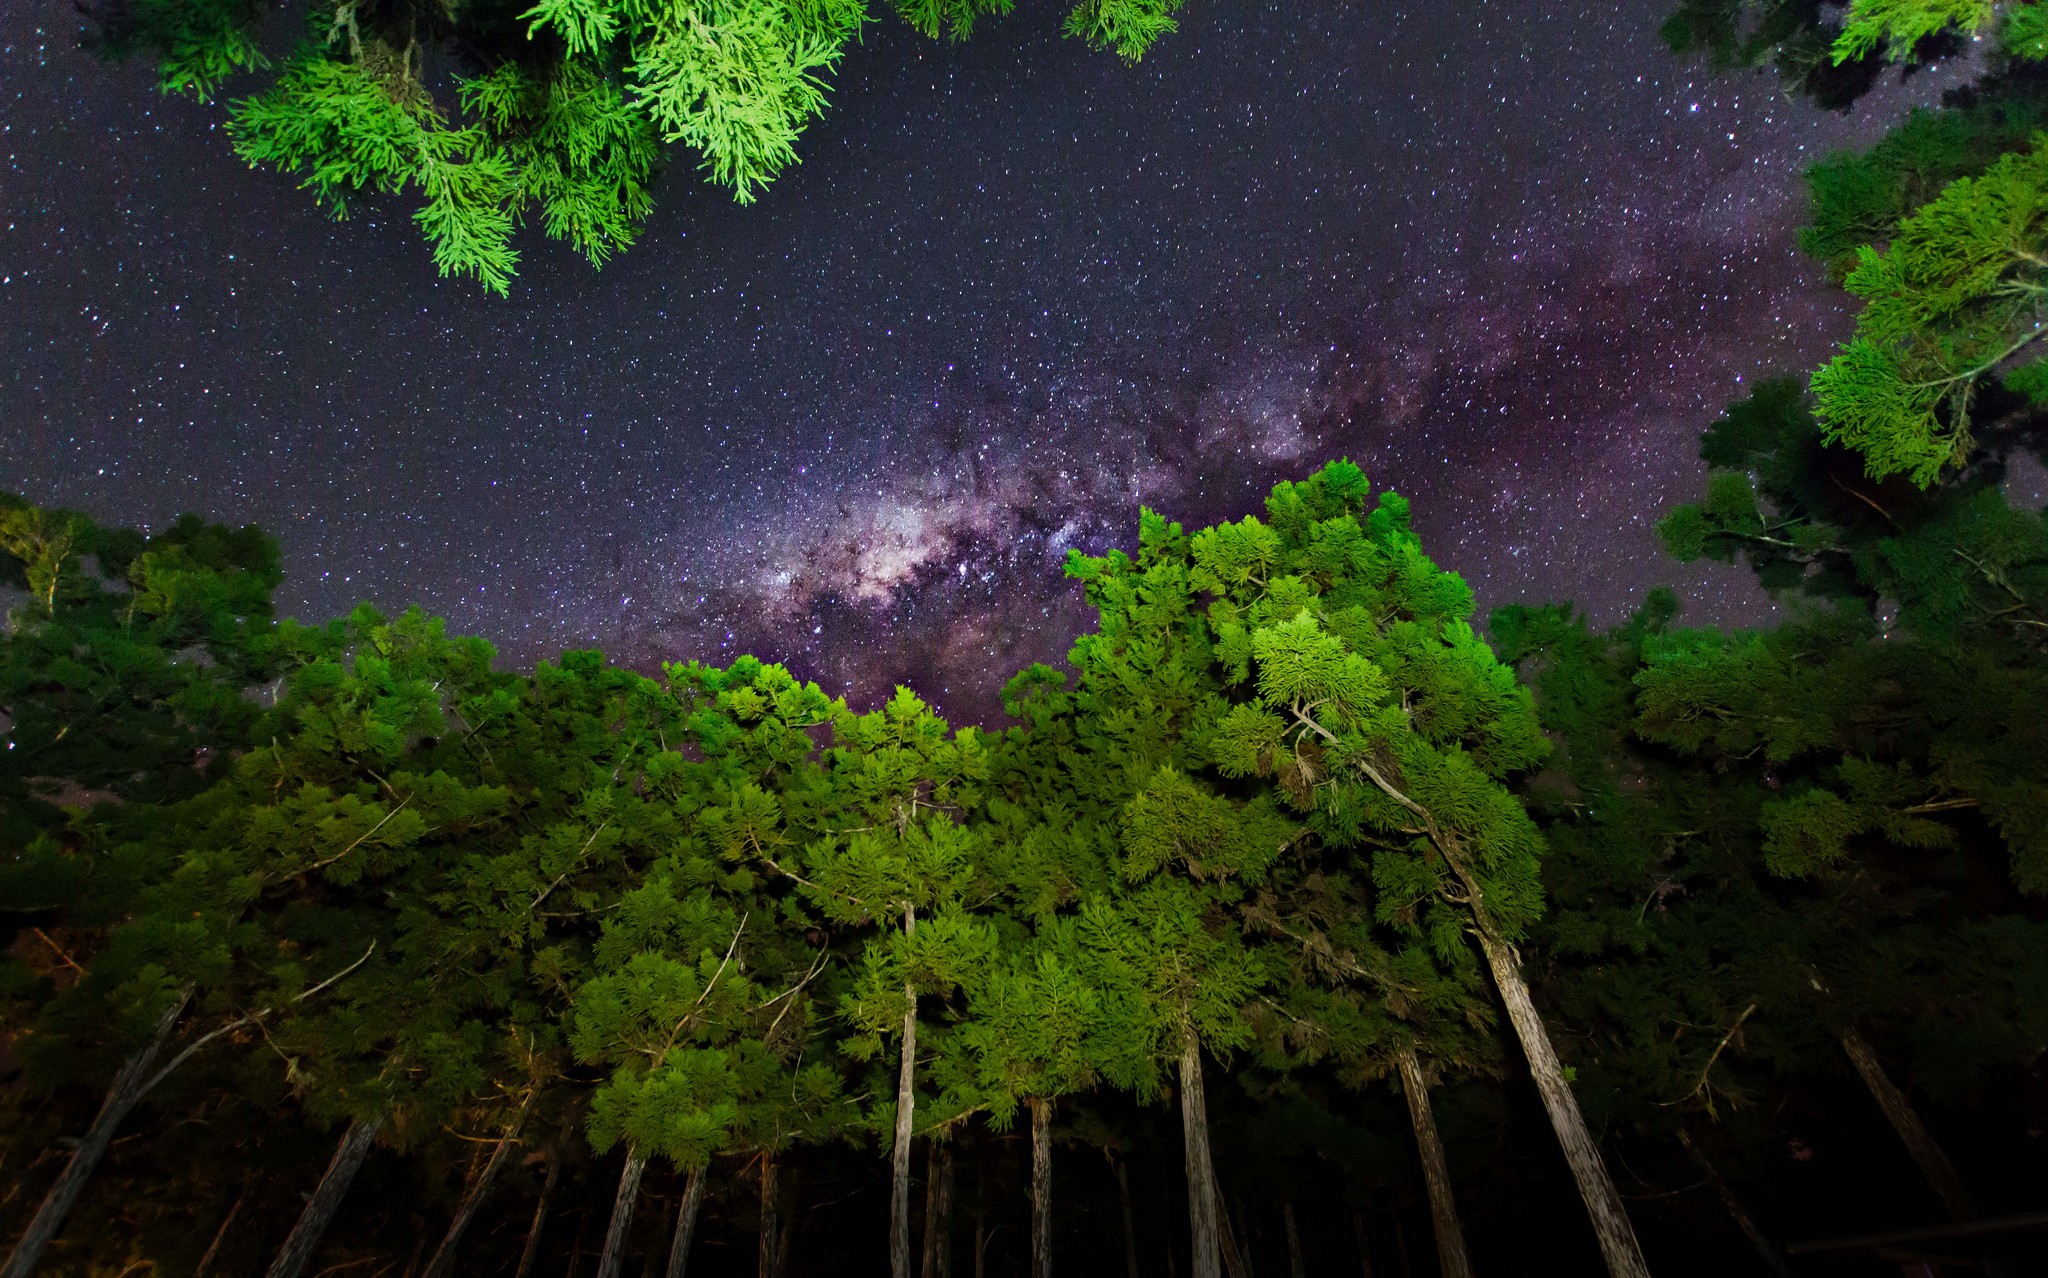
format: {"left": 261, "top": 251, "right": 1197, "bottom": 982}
{"left": 1351, "top": 1211, "right": 1376, "bottom": 1278}
{"left": 1474, "top": 932, "right": 1648, "bottom": 1278}
{"left": 1030, "top": 1097, "right": 1054, "bottom": 1278}
{"left": 1178, "top": 1036, "right": 1223, "bottom": 1278}
{"left": 665, "top": 1168, "right": 706, "bottom": 1278}
{"left": 924, "top": 1141, "right": 954, "bottom": 1278}
{"left": 193, "top": 1188, "right": 246, "bottom": 1277}
{"left": 264, "top": 1113, "right": 385, "bottom": 1278}
{"left": 892, "top": 903, "right": 919, "bottom": 1278}
{"left": 1393, "top": 1048, "right": 1472, "bottom": 1278}
{"left": 422, "top": 1094, "right": 534, "bottom": 1278}
{"left": 760, "top": 1148, "right": 783, "bottom": 1278}
{"left": 1113, "top": 1154, "right": 1140, "bottom": 1278}
{"left": 0, "top": 993, "right": 189, "bottom": 1278}
{"left": 1675, "top": 1130, "right": 1788, "bottom": 1278}
{"left": 513, "top": 1156, "right": 561, "bottom": 1278}
{"left": 1218, "top": 1195, "right": 1250, "bottom": 1278}
{"left": 1838, "top": 1027, "right": 1978, "bottom": 1222}
{"left": 1392, "top": 1218, "right": 1412, "bottom": 1278}
{"left": 1284, "top": 1202, "right": 1305, "bottom": 1278}
{"left": 595, "top": 1150, "right": 649, "bottom": 1278}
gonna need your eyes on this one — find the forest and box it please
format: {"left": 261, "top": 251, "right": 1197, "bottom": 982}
{"left": 6, "top": 0, "right": 2048, "bottom": 1275}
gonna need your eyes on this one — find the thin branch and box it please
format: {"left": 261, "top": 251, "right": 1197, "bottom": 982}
{"left": 304, "top": 795, "right": 413, "bottom": 874}
{"left": 30, "top": 927, "right": 84, "bottom": 975}
{"left": 654, "top": 914, "right": 748, "bottom": 1062}
{"left": 528, "top": 820, "right": 609, "bottom": 915}
{"left": 1663, "top": 1002, "right": 1757, "bottom": 1116}
{"left": 1896, "top": 796, "right": 1979, "bottom": 815}
{"left": 137, "top": 941, "right": 377, "bottom": 1098}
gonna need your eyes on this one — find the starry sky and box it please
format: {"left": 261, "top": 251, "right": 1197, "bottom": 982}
{"left": 0, "top": 2, "right": 1965, "bottom": 723}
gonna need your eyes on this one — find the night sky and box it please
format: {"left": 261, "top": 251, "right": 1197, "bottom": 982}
{"left": 0, "top": 2, "right": 1964, "bottom": 723}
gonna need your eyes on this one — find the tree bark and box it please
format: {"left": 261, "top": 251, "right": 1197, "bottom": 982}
{"left": 1676, "top": 1130, "right": 1789, "bottom": 1278}
{"left": 1030, "top": 1097, "right": 1054, "bottom": 1278}
{"left": 0, "top": 992, "right": 189, "bottom": 1278}
{"left": 1474, "top": 931, "right": 1649, "bottom": 1278}
{"left": 1838, "top": 1027, "right": 1978, "bottom": 1222}
{"left": 595, "top": 1150, "right": 649, "bottom": 1278}
{"left": 513, "top": 1155, "right": 561, "bottom": 1278}
{"left": 422, "top": 1092, "right": 534, "bottom": 1278}
{"left": 923, "top": 1141, "right": 954, "bottom": 1278}
{"left": 1284, "top": 1202, "right": 1305, "bottom": 1278}
{"left": 892, "top": 903, "right": 918, "bottom": 1278}
{"left": 760, "top": 1148, "right": 783, "bottom": 1278}
{"left": 1179, "top": 1037, "right": 1223, "bottom": 1278}
{"left": 665, "top": 1167, "right": 706, "bottom": 1278}
{"left": 1351, "top": 1211, "right": 1376, "bottom": 1278}
{"left": 1113, "top": 1154, "right": 1140, "bottom": 1278}
{"left": 264, "top": 1113, "right": 385, "bottom": 1278}
{"left": 1393, "top": 1047, "right": 1472, "bottom": 1278}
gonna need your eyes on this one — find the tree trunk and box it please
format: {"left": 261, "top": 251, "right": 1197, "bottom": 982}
{"left": 1394, "top": 1048, "right": 1472, "bottom": 1278}
{"left": 265, "top": 1113, "right": 385, "bottom": 1278}
{"left": 1284, "top": 1202, "right": 1305, "bottom": 1278}
{"left": 194, "top": 1188, "right": 246, "bottom": 1277}
{"left": 513, "top": 1156, "right": 561, "bottom": 1278}
{"left": 0, "top": 993, "right": 189, "bottom": 1278}
{"left": 1392, "top": 1219, "right": 1412, "bottom": 1278}
{"left": 1838, "top": 1027, "right": 1978, "bottom": 1222}
{"left": 422, "top": 1094, "right": 534, "bottom": 1278}
{"left": 1218, "top": 1196, "right": 1250, "bottom": 1278}
{"left": 1351, "top": 1211, "right": 1376, "bottom": 1278}
{"left": 923, "top": 1141, "right": 954, "bottom": 1278}
{"left": 1113, "top": 1154, "right": 1140, "bottom": 1278}
{"left": 892, "top": 903, "right": 919, "bottom": 1278}
{"left": 760, "top": 1148, "right": 783, "bottom": 1278}
{"left": 595, "top": 1150, "right": 649, "bottom": 1278}
{"left": 1474, "top": 932, "right": 1649, "bottom": 1278}
{"left": 1675, "top": 1130, "right": 1788, "bottom": 1278}
{"left": 1178, "top": 1037, "right": 1223, "bottom": 1278}
{"left": 1030, "top": 1097, "right": 1054, "bottom": 1278}
{"left": 665, "top": 1167, "right": 706, "bottom": 1278}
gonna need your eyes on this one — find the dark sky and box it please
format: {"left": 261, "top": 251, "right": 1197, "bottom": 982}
{"left": 0, "top": 2, "right": 1961, "bottom": 723}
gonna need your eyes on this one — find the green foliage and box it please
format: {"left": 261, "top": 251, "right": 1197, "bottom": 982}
{"left": 89, "top": 0, "right": 1188, "bottom": 290}
{"left": 8, "top": 443, "right": 2046, "bottom": 1270}
{"left": 1808, "top": 138, "right": 2048, "bottom": 484}
{"left": 1800, "top": 95, "right": 2048, "bottom": 276}
{"left": 1832, "top": 0, "right": 1993, "bottom": 63}
{"left": 1062, "top": 0, "right": 1185, "bottom": 61}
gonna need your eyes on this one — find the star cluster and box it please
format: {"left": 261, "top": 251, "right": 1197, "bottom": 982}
{"left": 0, "top": 2, "right": 1966, "bottom": 722}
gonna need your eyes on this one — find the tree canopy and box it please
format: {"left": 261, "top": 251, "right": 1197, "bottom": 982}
{"left": 83, "top": 0, "right": 1187, "bottom": 293}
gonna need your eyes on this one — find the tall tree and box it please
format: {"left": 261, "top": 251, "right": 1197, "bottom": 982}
{"left": 1061, "top": 462, "right": 1648, "bottom": 1275}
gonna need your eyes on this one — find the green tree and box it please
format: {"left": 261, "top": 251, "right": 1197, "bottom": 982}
{"left": 1081, "top": 461, "right": 1648, "bottom": 1276}
{"left": 808, "top": 689, "right": 994, "bottom": 1278}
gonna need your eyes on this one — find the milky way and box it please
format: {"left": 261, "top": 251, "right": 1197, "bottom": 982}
{"left": 0, "top": 2, "right": 1967, "bottom": 722}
